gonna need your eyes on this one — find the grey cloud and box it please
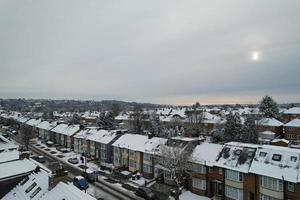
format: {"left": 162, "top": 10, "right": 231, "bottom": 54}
{"left": 0, "top": 0, "right": 300, "bottom": 104}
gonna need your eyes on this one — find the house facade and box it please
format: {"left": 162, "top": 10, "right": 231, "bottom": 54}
{"left": 112, "top": 133, "right": 167, "bottom": 178}
{"left": 50, "top": 124, "right": 81, "bottom": 149}
{"left": 188, "top": 142, "right": 300, "bottom": 200}
{"left": 74, "top": 128, "right": 122, "bottom": 166}
{"left": 282, "top": 107, "right": 300, "bottom": 123}
{"left": 283, "top": 118, "right": 300, "bottom": 141}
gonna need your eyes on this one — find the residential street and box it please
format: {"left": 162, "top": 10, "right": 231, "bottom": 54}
{"left": 4, "top": 129, "right": 138, "bottom": 200}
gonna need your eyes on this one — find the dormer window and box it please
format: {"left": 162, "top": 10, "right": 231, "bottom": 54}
{"left": 272, "top": 154, "right": 282, "bottom": 161}
{"left": 234, "top": 150, "right": 242, "bottom": 155}
{"left": 291, "top": 156, "right": 297, "bottom": 162}
{"left": 248, "top": 151, "right": 254, "bottom": 157}
{"left": 259, "top": 152, "right": 267, "bottom": 157}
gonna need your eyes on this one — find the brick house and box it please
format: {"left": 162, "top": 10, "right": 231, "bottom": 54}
{"left": 36, "top": 121, "right": 57, "bottom": 143}
{"left": 74, "top": 128, "right": 123, "bottom": 166}
{"left": 50, "top": 124, "right": 81, "bottom": 149}
{"left": 283, "top": 118, "right": 300, "bottom": 141}
{"left": 282, "top": 107, "right": 300, "bottom": 123}
{"left": 189, "top": 142, "right": 223, "bottom": 198}
{"left": 256, "top": 118, "right": 283, "bottom": 136}
{"left": 112, "top": 133, "right": 167, "bottom": 178}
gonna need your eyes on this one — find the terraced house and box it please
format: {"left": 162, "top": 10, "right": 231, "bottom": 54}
{"left": 74, "top": 128, "right": 123, "bottom": 166}
{"left": 112, "top": 133, "right": 167, "bottom": 178}
{"left": 283, "top": 118, "right": 300, "bottom": 141}
{"left": 188, "top": 142, "right": 300, "bottom": 200}
{"left": 50, "top": 124, "right": 81, "bottom": 149}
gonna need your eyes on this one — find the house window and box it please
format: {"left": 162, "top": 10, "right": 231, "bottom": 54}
{"left": 288, "top": 182, "right": 295, "bottom": 192}
{"left": 272, "top": 154, "right": 282, "bottom": 161}
{"left": 192, "top": 178, "right": 206, "bottom": 190}
{"left": 259, "top": 193, "right": 281, "bottom": 200}
{"left": 143, "top": 163, "right": 152, "bottom": 173}
{"left": 259, "top": 152, "right": 267, "bottom": 157}
{"left": 129, "top": 150, "right": 135, "bottom": 157}
{"left": 260, "top": 176, "right": 283, "bottom": 191}
{"left": 219, "top": 168, "right": 223, "bottom": 175}
{"left": 226, "top": 169, "right": 243, "bottom": 182}
{"left": 225, "top": 185, "right": 243, "bottom": 200}
{"left": 129, "top": 159, "right": 136, "bottom": 168}
{"left": 192, "top": 164, "right": 206, "bottom": 174}
{"left": 291, "top": 156, "right": 297, "bottom": 162}
{"left": 209, "top": 167, "right": 213, "bottom": 173}
{"left": 144, "top": 153, "right": 152, "bottom": 162}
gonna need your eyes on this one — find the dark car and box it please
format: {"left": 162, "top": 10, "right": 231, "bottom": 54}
{"left": 32, "top": 155, "right": 46, "bottom": 163}
{"left": 68, "top": 157, "right": 79, "bottom": 164}
{"left": 1, "top": 132, "right": 9, "bottom": 138}
{"left": 135, "top": 186, "right": 156, "bottom": 200}
{"left": 73, "top": 176, "right": 89, "bottom": 190}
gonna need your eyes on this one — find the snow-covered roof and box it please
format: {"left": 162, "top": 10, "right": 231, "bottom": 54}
{"left": 3, "top": 170, "right": 96, "bottom": 200}
{"left": 112, "top": 133, "right": 167, "bottom": 154}
{"left": 214, "top": 142, "right": 259, "bottom": 173}
{"left": 2, "top": 170, "right": 50, "bottom": 200}
{"left": 88, "top": 129, "right": 120, "bottom": 144}
{"left": 284, "top": 118, "right": 300, "bottom": 127}
{"left": 115, "top": 113, "right": 130, "bottom": 120}
{"left": 17, "top": 116, "right": 30, "bottom": 123}
{"left": 0, "top": 148, "right": 19, "bottom": 163}
{"left": 0, "top": 134, "right": 19, "bottom": 151}
{"left": 258, "top": 131, "right": 276, "bottom": 141}
{"left": 190, "top": 142, "right": 223, "bottom": 166}
{"left": 257, "top": 118, "right": 283, "bottom": 127}
{"left": 271, "top": 138, "right": 290, "bottom": 144}
{"left": 171, "top": 136, "right": 202, "bottom": 142}
{"left": 51, "top": 124, "right": 80, "bottom": 136}
{"left": 75, "top": 128, "right": 120, "bottom": 144}
{"left": 42, "top": 182, "right": 96, "bottom": 200}
{"left": 26, "top": 118, "right": 42, "bottom": 127}
{"left": 283, "top": 107, "right": 300, "bottom": 114}
{"left": 0, "top": 159, "right": 36, "bottom": 180}
{"left": 36, "top": 121, "right": 57, "bottom": 131}
{"left": 249, "top": 145, "right": 300, "bottom": 183}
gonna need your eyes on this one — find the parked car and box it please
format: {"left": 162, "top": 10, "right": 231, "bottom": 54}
{"left": 81, "top": 170, "right": 96, "bottom": 183}
{"left": 73, "top": 176, "right": 89, "bottom": 190}
{"left": 67, "top": 157, "right": 79, "bottom": 164}
{"left": 32, "top": 155, "right": 46, "bottom": 163}
{"left": 1, "top": 132, "right": 9, "bottom": 138}
{"left": 135, "top": 186, "right": 156, "bottom": 200}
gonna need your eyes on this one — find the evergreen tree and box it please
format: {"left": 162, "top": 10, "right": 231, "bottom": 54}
{"left": 150, "top": 112, "right": 162, "bottom": 136}
{"left": 224, "top": 112, "right": 242, "bottom": 142}
{"left": 130, "top": 105, "right": 144, "bottom": 134}
{"left": 241, "top": 115, "right": 258, "bottom": 144}
{"left": 259, "top": 95, "right": 279, "bottom": 118}
{"left": 96, "top": 111, "right": 115, "bottom": 130}
{"left": 70, "top": 113, "right": 81, "bottom": 124}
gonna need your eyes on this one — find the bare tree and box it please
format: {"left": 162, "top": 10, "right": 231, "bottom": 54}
{"left": 155, "top": 144, "right": 191, "bottom": 200}
{"left": 185, "top": 102, "right": 205, "bottom": 136}
{"left": 130, "top": 105, "right": 144, "bottom": 134}
{"left": 19, "top": 124, "right": 35, "bottom": 150}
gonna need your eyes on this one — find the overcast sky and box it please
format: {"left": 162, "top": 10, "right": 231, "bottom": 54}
{"left": 1, "top": 0, "right": 300, "bottom": 105}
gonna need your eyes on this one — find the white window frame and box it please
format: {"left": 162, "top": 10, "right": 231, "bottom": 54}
{"left": 226, "top": 169, "right": 243, "bottom": 182}
{"left": 192, "top": 178, "right": 206, "bottom": 190}
{"left": 260, "top": 176, "right": 283, "bottom": 192}
{"left": 225, "top": 185, "right": 243, "bottom": 200}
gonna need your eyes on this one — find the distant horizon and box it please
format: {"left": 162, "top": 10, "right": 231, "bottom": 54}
{"left": 0, "top": 95, "right": 299, "bottom": 107}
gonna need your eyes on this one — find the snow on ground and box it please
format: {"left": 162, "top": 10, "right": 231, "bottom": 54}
{"left": 170, "top": 190, "right": 210, "bottom": 200}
